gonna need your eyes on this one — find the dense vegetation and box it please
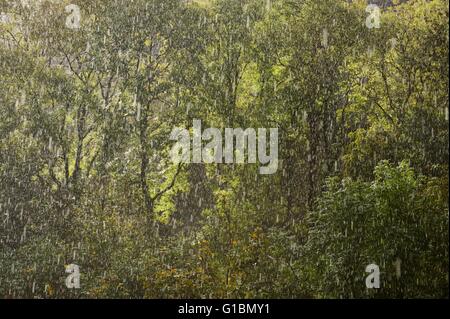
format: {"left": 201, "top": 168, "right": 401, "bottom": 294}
{"left": 0, "top": 0, "right": 448, "bottom": 298}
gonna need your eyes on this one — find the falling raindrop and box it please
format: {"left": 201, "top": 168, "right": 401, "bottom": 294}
{"left": 321, "top": 28, "right": 329, "bottom": 48}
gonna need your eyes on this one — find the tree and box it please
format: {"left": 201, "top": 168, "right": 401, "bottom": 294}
{"left": 304, "top": 161, "right": 448, "bottom": 298}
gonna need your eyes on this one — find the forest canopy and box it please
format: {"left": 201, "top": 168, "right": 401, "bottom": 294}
{"left": 0, "top": 0, "right": 448, "bottom": 298}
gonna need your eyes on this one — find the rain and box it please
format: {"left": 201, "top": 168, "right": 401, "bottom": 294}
{"left": 0, "top": 0, "right": 448, "bottom": 300}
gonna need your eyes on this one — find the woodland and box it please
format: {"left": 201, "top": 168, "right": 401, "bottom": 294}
{"left": 0, "top": 0, "right": 448, "bottom": 298}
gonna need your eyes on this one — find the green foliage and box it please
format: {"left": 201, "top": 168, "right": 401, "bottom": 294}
{"left": 0, "top": 0, "right": 448, "bottom": 298}
{"left": 304, "top": 161, "right": 448, "bottom": 298}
